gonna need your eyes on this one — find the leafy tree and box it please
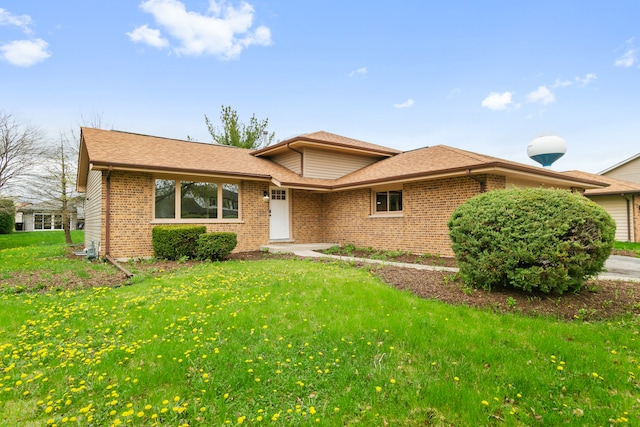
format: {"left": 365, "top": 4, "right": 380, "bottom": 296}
{"left": 205, "top": 105, "right": 274, "bottom": 149}
{"left": 448, "top": 187, "right": 615, "bottom": 294}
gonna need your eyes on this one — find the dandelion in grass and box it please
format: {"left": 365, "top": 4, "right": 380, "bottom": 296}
{"left": 481, "top": 400, "right": 489, "bottom": 406}
{"left": 375, "top": 386, "right": 382, "bottom": 392}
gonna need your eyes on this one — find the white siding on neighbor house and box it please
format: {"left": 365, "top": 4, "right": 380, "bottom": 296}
{"left": 84, "top": 169, "right": 102, "bottom": 254}
{"left": 592, "top": 195, "right": 633, "bottom": 241}
{"left": 602, "top": 157, "right": 640, "bottom": 184}
{"left": 303, "top": 147, "right": 379, "bottom": 179}
{"left": 270, "top": 151, "right": 301, "bottom": 174}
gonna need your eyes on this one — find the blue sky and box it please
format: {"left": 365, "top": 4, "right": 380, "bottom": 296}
{"left": 1, "top": 1, "right": 639, "bottom": 173}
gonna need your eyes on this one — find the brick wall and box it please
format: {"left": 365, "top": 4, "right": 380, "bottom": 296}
{"left": 291, "top": 190, "right": 325, "bottom": 243}
{"left": 102, "top": 172, "right": 271, "bottom": 259}
{"left": 100, "top": 170, "right": 510, "bottom": 259}
{"left": 312, "top": 176, "right": 498, "bottom": 256}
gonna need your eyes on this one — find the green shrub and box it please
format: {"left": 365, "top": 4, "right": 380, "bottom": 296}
{"left": 447, "top": 188, "right": 615, "bottom": 294}
{"left": 196, "top": 232, "right": 237, "bottom": 261}
{"left": 0, "top": 198, "right": 15, "bottom": 234}
{"left": 152, "top": 225, "right": 206, "bottom": 260}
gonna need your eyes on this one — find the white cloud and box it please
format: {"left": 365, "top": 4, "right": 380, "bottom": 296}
{"left": 0, "top": 38, "right": 50, "bottom": 67}
{"left": 551, "top": 78, "right": 572, "bottom": 88}
{"left": 575, "top": 73, "right": 596, "bottom": 86}
{"left": 615, "top": 38, "right": 636, "bottom": 67}
{"left": 127, "top": 24, "right": 169, "bottom": 48}
{"left": 526, "top": 86, "right": 555, "bottom": 105}
{"left": 393, "top": 99, "right": 414, "bottom": 109}
{"left": 0, "top": 8, "right": 33, "bottom": 34}
{"left": 481, "top": 92, "right": 514, "bottom": 111}
{"left": 349, "top": 66, "right": 367, "bottom": 77}
{"left": 132, "top": 0, "right": 272, "bottom": 59}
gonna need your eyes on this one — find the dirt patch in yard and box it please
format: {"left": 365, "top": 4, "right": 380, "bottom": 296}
{"left": 2, "top": 249, "right": 638, "bottom": 321}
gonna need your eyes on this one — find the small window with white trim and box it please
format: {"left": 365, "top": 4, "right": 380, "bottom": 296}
{"left": 371, "top": 186, "right": 403, "bottom": 217}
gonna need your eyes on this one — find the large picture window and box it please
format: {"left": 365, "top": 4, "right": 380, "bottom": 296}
{"left": 34, "top": 213, "right": 63, "bottom": 230}
{"left": 154, "top": 179, "right": 239, "bottom": 221}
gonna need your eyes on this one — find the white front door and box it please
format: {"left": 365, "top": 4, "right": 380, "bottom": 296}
{"left": 269, "top": 187, "right": 290, "bottom": 240}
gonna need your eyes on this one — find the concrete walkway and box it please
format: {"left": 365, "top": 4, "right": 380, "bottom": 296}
{"left": 261, "top": 243, "right": 640, "bottom": 282}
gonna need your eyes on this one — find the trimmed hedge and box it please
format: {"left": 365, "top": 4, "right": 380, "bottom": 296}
{"left": 196, "top": 232, "right": 237, "bottom": 261}
{"left": 152, "top": 225, "right": 206, "bottom": 260}
{"left": 447, "top": 188, "right": 615, "bottom": 294}
{"left": 0, "top": 198, "right": 15, "bottom": 234}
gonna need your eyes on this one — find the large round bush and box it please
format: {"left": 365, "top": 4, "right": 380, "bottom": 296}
{"left": 447, "top": 188, "right": 615, "bottom": 294}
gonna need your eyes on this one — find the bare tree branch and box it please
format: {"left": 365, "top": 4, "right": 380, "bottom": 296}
{"left": 0, "top": 112, "right": 44, "bottom": 195}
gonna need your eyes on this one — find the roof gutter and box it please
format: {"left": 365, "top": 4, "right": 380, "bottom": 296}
{"left": 466, "top": 169, "right": 486, "bottom": 193}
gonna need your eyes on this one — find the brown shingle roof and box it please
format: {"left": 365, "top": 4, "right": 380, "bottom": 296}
{"left": 562, "top": 170, "right": 640, "bottom": 195}
{"left": 77, "top": 128, "right": 608, "bottom": 192}
{"left": 328, "top": 145, "right": 607, "bottom": 189}
{"left": 77, "top": 128, "right": 322, "bottom": 190}
{"left": 252, "top": 130, "right": 401, "bottom": 157}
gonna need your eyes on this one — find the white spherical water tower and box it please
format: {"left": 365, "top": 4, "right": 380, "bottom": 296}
{"left": 527, "top": 135, "right": 567, "bottom": 167}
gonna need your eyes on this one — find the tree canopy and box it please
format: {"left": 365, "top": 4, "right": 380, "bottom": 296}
{"left": 205, "top": 105, "right": 274, "bottom": 149}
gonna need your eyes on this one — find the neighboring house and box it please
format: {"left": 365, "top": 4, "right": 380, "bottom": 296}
{"left": 563, "top": 171, "right": 640, "bottom": 242}
{"left": 600, "top": 152, "right": 640, "bottom": 184}
{"left": 76, "top": 127, "right": 607, "bottom": 260}
{"left": 565, "top": 152, "right": 640, "bottom": 243}
{"left": 15, "top": 199, "right": 84, "bottom": 232}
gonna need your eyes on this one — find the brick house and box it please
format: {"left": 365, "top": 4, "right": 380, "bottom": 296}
{"left": 76, "top": 127, "right": 607, "bottom": 260}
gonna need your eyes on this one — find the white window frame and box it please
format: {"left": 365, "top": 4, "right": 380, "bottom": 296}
{"left": 152, "top": 177, "right": 242, "bottom": 224}
{"left": 370, "top": 185, "right": 404, "bottom": 218}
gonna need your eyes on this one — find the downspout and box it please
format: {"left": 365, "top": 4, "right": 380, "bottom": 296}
{"left": 287, "top": 143, "right": 304, "bottom": 176}
{"left": 621, "top": 194, "right": 632, "bottom": 242}
{"left": 105, "top": 166, "right": 112, "bottom": 256}
{"left": 104, "top": 166, "right": 133, "bottom": 279}
{"left": 466, "top": 169, "right": 486, "bottom": 193}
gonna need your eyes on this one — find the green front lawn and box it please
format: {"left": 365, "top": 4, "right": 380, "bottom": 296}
{"left": 0, "top": 233, "right": 637, "bottom": 425}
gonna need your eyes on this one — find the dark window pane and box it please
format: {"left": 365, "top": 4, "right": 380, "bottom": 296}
{"left": 155, "top": 179, "right": 176, "bottom": 219}
{"left": 181, "top": 181, "right": 218, "bottom": 219}
{"left": 389, "top": 190, "right": 402, "bottom": 211}
{"left": 222, "top": 183, "right": 239, "bottom": 218}
{"left": 376, "top": 192, "right": 388, "bottom": 212}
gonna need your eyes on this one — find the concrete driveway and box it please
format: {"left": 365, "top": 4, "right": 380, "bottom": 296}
{"left": 601, "top": 255, "right": 640, "bottom": 281}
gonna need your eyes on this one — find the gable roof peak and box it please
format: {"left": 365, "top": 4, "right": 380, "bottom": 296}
{"left": 252, "top": 130, "right": 401, "bottom": 157}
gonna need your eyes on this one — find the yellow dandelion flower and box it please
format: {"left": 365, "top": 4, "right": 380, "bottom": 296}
{"left": 481, "top": 400, "right": 489, "bottom": 406}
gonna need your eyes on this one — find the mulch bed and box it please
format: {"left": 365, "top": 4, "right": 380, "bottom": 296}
{"left": 2, "top": 249, "right": 638, "bottom": 321}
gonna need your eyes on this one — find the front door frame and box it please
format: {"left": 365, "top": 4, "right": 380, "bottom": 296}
{"left": 269, "top": 187, "right": 291, "bottom": 240}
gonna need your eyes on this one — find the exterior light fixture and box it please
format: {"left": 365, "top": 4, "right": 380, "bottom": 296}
{"left": 263, "top": 190, "right": 270, "bottom": 202}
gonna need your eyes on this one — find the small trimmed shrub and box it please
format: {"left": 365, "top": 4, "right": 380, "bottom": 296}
{"left": 448, "top": 188, "right": 615, "bottom": 294}
{"left": 0, "top": 198, "right": 15, "bottom": 234}
{"left": 196, "top": 232, "right": 237, "bottom": 261}
{"left": 152, "top": 225, "right": 206, "bottom": 260}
